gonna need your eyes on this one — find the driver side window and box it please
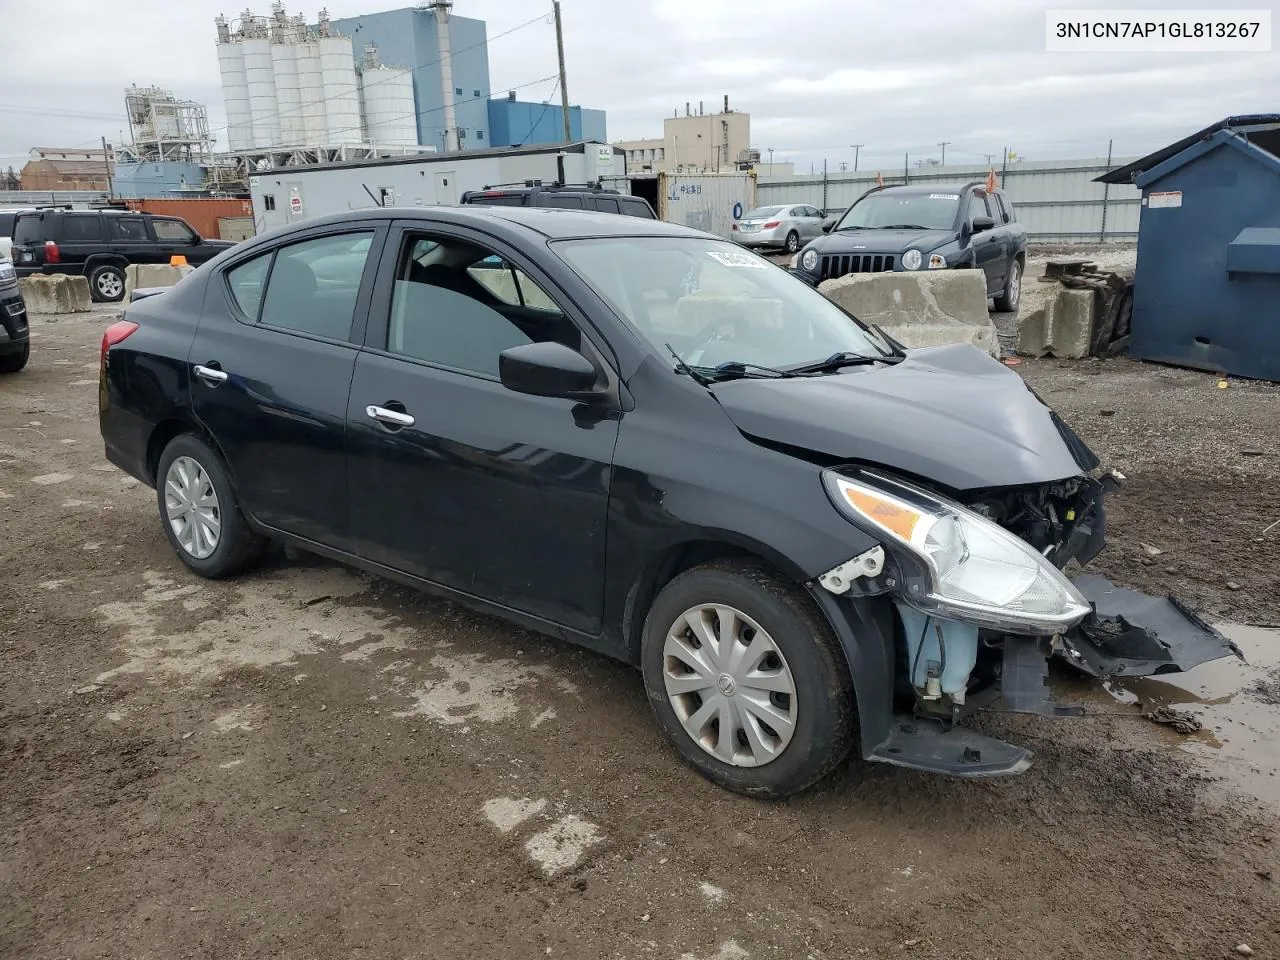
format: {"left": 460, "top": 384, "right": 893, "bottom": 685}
{"left": 968, "top": 194, "right": 991, "bottom": 223}
{"left": 385, "top": 235, "right": 578, "bottom": 379}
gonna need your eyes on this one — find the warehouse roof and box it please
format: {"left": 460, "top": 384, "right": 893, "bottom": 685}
{"left": 250, "top": 140, "right": 623, "bottom": 176}
{"left": 1096, "top": 114, "right": 1280, "bottom": 184}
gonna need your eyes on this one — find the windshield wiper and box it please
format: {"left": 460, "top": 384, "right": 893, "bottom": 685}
{"left": 787, "top": 351, "right": 904, "bottom": 374}
{"left": 834, "top": 224, "right": 866, "bottom": 231}
{"left": 876, "top": 224, "right": 929, "bottom": 230}
{"left": 665, "top": 342, "right": 711, "bottom": 385}
{"left": 706, "top": 360, "right": 798, "bottom": 382}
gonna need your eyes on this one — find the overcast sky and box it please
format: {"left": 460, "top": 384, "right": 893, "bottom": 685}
{"left": 1, "top": 0, "right": 1276, "bottom": 173}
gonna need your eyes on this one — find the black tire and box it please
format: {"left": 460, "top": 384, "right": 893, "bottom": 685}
{"left": 640, "top": 560, "right": 856, "bottom": 798}
{"left": 155, "top": 433, "right": 265, "bottom": 579}
{"left": 783, "top": 231, "right": 800, "bottom": 254}
{"left": 993, "top": 257, "right": 1021, "bottom": 312}
{"left": 88, "top": 263, "right": 126, "bottom": 303}
{"left": 0, "top": 343, "right": 29, "bottom": 374}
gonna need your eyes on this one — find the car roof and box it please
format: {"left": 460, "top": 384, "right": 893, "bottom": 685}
{"left": 271, "top": 205, "right": 709, "bottom": 241}
{"left": 876, "top": 182, "right": 986, "bottom": 195}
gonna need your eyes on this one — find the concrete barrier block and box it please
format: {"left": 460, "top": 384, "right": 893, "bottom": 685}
{"left": 19, "top": 275, "right": 92, "bottom": 314}
{"left": 1016, "top": 288, "right": 1096, "bottom": 359}
{"left": 818, "top": 270, "right": 998, "bottom": 356}
{"left": 124, "top": 264, "right": 194, "bottom": 299}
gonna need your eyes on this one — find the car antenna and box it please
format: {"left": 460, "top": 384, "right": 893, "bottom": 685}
{"left": 664, "top": 343, "right": 709, "bottom": 384}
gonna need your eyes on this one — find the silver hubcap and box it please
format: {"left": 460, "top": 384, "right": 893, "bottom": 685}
{"left": 97, "top": 272, "right": 122, "bottom": 297}
{"left": 662, "top": 604, "right": 798, "bottom": 767}
{"left": 164, "top": 456, "right": 221, "bottom": 559}
{"left": 1008, "top": 263, "right": 1020, "bottom": 306}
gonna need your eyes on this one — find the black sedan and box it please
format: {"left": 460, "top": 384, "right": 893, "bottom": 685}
{"left": 98, "top": 206, "right": 1236, "bottom": 797}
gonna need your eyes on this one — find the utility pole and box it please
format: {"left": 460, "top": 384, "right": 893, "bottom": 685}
{"left": 767, "top": 147, "right": 773, "bottom": 169}
{"left": 938, "top": 141, "right": 950, "bottom": 166}
{"left": 102, "top": 136, "right": 114, "bottom": 199}
{"left": 984, "top": 152, "right": 994, "bottom": 165}
{"left": 850, "top": 143, "right": 863, "bottom": 171}
{"left": 553, "top": 0, "right": 572, "bottom": 143}
{"left": 903, "top": 152, "right": 909, "bottom": 183}
{"left": 838, "top": 161, "right": 848, "bottom": 172}
{"left": 1099, "top": 138, "right": 1114, "bottom": 242}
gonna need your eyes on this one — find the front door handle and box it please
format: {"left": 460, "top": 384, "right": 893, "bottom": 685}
{"left": 366, "top": 404, "right": 415, "bottom": 428}
{"left": 193, "top": 363, "right": 228, "bottom": 386}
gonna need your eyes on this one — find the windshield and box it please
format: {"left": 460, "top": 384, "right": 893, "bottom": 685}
{"left": 553, "top": 237, "right": 890, "bottom": 372}
{"left": 835, "top": 191, "right": 961, "bottom": 231}
{"left": 741, "top": 206, "right": 785, "bottom": 220}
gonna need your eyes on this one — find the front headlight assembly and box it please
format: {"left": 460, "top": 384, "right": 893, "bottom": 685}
{"left": 822, "top": 470, "right": 1091, "bottom": 635}
{"left": 901, "top": 248, "right": 923, "bottom": 270}
{"left": 800, "top": 248, "right": 818, "bottom": 272}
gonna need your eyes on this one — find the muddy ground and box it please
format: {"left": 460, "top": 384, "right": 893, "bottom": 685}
{"left": 3, "top": 308, "right": 1279, "bottom": 960}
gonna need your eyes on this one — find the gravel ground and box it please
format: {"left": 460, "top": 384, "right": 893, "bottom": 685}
{"left": 3, "top": 309, "right": 1279, "bottom": 960}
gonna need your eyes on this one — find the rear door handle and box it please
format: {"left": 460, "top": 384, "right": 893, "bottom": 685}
{"left": 366, "top": 404, "right": 415, "bottom": 428}
{"left": 193, "top": 363, "right": 228, "bottom": 386}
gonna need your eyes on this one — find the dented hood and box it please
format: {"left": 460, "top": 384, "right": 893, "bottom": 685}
{"left": 710, "top": 343, "right": 1094, "bottom": 491}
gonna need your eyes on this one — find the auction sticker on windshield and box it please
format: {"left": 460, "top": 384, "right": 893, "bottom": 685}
{"left": 708, "top": 250, "right": 767, "bottom": 269}
{"left": 929, "top": 194, "right": 961, "bottom": 200}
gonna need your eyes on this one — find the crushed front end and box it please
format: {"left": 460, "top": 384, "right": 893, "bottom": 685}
{"left": 816, "top": 465, "right": 1242, "bottom": 777}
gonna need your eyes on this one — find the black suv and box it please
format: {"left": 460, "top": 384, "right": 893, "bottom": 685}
{"left": 461, "top": 182, "right": 656, "bottom": 218}
{"left": 0, "top": 255, "right": 28, "bottom": 373}
{"left": 793, "top": 183, "right": 1028, "bottom": 311}
{"left": 11, "top": 209, "right": 236, "bottom": 303}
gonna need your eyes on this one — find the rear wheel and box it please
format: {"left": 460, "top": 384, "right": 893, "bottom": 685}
{"left": 640, "top": 560, "right": 856, "bottom": 798}
{"left": 783, "top": 231, "right": 801, "bottom": 254}
{"left": 994, "top": 257, "right": 1021, "bottom": 312}
{"left": 155, "top": 434, "right": 265, "bottom": 579}
{"left": 0, "top": 343, "right": 29, "bottom": 374}
{"left": 89, "top": 264, "right": 126, "bottom": 303}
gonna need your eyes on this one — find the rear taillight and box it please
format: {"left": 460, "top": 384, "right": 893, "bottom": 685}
{"left": 763, "top": 220, "right": 780, "bottom": 229}
{"left": 100, "top": 320, "right": 138, "bottom": 364}
{"left": 44, "top": 240, "right": 60, "bottom": 264}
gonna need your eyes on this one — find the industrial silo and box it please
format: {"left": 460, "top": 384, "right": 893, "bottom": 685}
{"left": 215, "top": 17, "right": 253, "bottom": 150}
{"left": 242, "top": 27, "right": 281, "bottom": 148}
{"left": 318, "top": 34, "right": 361, "bottom": 145}
{"left": 360, "top": 45, "right": 417, "bottom": 148}
{"left": 271, "top": 38, "right": 303, "bottom": 146}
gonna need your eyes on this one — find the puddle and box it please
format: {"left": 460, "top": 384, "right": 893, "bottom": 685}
{"left": 1057, "top": 623, "right": 1280, "bottom": 812}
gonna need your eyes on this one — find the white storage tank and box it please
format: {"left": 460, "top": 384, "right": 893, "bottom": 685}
{"left": 318, "top": 35, "right": 361, "bottom": 145}
{"left": 361, "top": 67, "right": 417, "bottom": 147}
{"left": 243, "top": 37, "right": 281, "bottom": 148}
{"left": 271, "top": 41, "right": 303, "bottom": 146}
{"left": 217, "top": 41, "right": 253, "bottom": 151}
{"left": 295, "top": 40, "right": 327, "bottom": 146}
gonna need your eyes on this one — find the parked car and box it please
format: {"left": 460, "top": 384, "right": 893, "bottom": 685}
{"left": 10, "top": 209, "right": 236, "bottom": 303}
{"left": 0, "top": 256, "right": 29, "bottom": 373}
{"left": 98, "top": 206, "right": 1236, "bottom": 797}
{"left": 462, "top": 182, "right": 657, "bottom": 219}
{"left": 791, "top": 183, "right": 1028, "bottom": 311}
{"left": 0, "top": 208, "right": 39, "bottom": 262}
{"left": 731, "top": 204, "right": 825, "bottom": 253}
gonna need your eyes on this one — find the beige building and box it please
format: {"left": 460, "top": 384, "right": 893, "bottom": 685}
{"left": 616, "top": 98, "right": 753, "bottom": 174}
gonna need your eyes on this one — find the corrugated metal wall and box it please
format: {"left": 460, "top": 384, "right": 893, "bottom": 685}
{"left": 757, "top": 159, "right": 1142, "bottom": 242}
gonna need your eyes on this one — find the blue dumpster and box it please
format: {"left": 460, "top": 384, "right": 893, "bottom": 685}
{"left": 1097, "top": 115, "right": 1280, "bottom": 381}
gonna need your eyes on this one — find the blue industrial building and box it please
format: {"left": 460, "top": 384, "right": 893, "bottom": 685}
{"left": 485, "top": 97, "right": 607, "bottom": 148}
{"left": 110, "top": 161, "right": 206, "bottom": 199}
{"left": 1098, "top": 114, "right": 1280, "bottom": 381}
{"left": 331, "top": 5, "right": 492, "bottom": 151}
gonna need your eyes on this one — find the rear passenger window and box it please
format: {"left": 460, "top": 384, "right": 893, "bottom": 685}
{"left": 258, "top": 232, "right": 374, "bottom": 340}
{"left": 619, "top": 199, "right": 654, "bottom": 219}
{"left": 225, "top": 252, "right": 271, "bottom": 320}
{"left": 543, "top": 195, "right": 584, "bottom": 209}
{"left": 62, "top": 216, "right": 104, "bottom": 242}
{"left": 593, "top": 197, "right": 620, "bottom": 214}
{"left": 107, "top": 217, "right": 148, "bottom": 241}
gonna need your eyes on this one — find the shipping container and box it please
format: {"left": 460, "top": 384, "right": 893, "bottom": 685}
{"left": 613, "top": 172, "right": 756, "bottom": 238}
{"left": 121, "top": 198, "right": 255, "bottom": 240}
{"left": 248, "top": 141, "right": 625, "bottom": 231}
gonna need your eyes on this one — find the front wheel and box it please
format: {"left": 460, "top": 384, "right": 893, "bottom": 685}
{"left": 0, "top": 343, "right": 29, "bottom": 374}
{"left": 783, "top": 231, "right": 800, "bottom": 254}
{"left": 994, "top": 258, "right": 1021, "bottom": 312}
{"left": 640, "top": 560, "right": 856, "bottom": 798}
{"left": 155, "top": 434, "right": 265, "bottom": 579}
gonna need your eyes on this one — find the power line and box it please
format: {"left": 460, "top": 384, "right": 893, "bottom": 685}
{"left": 513, "top": 78, "right": 560, "bottom": 147}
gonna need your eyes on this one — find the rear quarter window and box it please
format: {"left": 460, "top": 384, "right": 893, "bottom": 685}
{"left": 619, "top": 199, "right": 655, "bottom": 219}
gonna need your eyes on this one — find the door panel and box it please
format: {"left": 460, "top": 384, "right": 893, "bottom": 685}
{"left": 188, "top": 227, "right": 384, "bottom": 550}
{"left": 967, "top": 194, "right": 1004, "bottom": 294}
{"left": 346, "top": 355, "right": 617, "bottom": 632}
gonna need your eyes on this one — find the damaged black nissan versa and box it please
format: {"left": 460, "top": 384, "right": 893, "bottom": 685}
{"left": 98, "top": 207, "right": 1241, "bottom": 798}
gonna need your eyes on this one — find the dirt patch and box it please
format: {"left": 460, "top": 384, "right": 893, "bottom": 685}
{"left": 2, "top": 311, "right": 1278, "bottom": 960}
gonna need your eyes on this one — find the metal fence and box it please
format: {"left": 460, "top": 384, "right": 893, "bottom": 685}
{"left": 757, "top": 158, "right": 1142, "bottom": 243}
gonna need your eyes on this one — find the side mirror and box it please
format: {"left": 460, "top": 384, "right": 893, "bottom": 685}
{"left": 970, "top": 215, "right": 996, "bottom": 234}
{"left": 821, "top": 217, "right": 837, "bottom": 233}
{"left": 499, "top": 341, "right": 602, "bottom": 400}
